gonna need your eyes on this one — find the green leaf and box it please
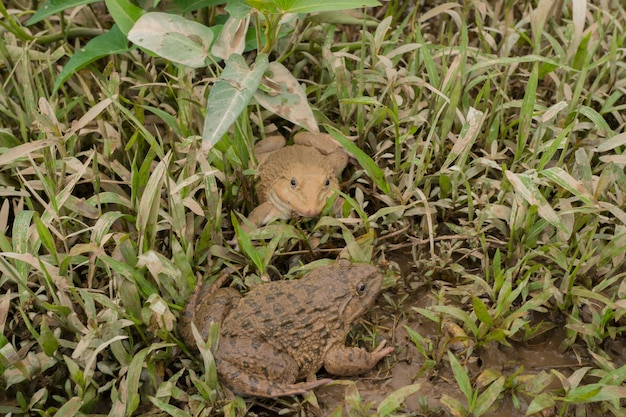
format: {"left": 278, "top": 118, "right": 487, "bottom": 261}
{"left": 172, "top": 0, "right": 226, "bottom": 14}
{"left": 473, "top": 376, "right": 505, "bottom": 416}
{"left": 26, "top": 0, "right": 100, "bottom": 25}
{"left": 125, "top": 343, "right": 174, "bottom": 415}
{"left": 136, "top": 153, "right": 171, "bottom": 250}
{"left": 231, "top": 213, "right": 266, "bottom": 273}
{"left": 34, "top": 214, "right": 58, "bottom": 263}
{"left": 526, "top": 392, "right": 555, "bottom": 415}
{"left": 563, "top": 384, "right": 603, "bottom": 402}
{"left": 579, "top": 105, "right": 613, "bottom": 136}
{"left": 504, "top": 170, "right": 569, "bottom": 234}
{"left": 39, "top": 319, "right": 58, "bottom": 357}
{"left": 440, "top": 393, "right": 467, "bottom": 417}
{"left": 105, "top": 0, "right": 144, "bottom": 35}
{"left": 12, "top": 210, "right": 35, "bottom": 282}
{"left": 448, "top": 351, "right": 472, "bottom": 404}
{"left": 63, "top": 355, "right": 85, "bottom": 389}
{"left": 128, "top": 12, "right": 217, "bottom": 68}
{"left": 53, "top": 25, "right": 131, "bottom": 93}
{"left": 377, "top": 383, "right": 421, "bottom": 416}
{"left": 52, "top": 397, "right": 83, "bottom": 417}
{"left": 98, "top": 256, "right": 157, "bottom": 298}
{"left": 515, "top": 62, "right": 538, "bottom": 162}
{"left": 148, "top": 396, "right": 193, "bottom": 417}
{"left": 325, "top": 127, "right": 391, "bottom": 195}
{"left": 254, "top": 62, "right": 318, "bottom": 132}
{"left": 403, "top": 325, "right": 430, "bottom": 359}
{"left": 252, "top": 0, "right": 381, "bottom": 14}
{"left": 225, "top": 0, "right": 253, "bottom": 18}
{"left": 202, "top": 53, "right": 269, "bottom": 148}
{"left": 472, "top": 296, "right": 493, "bottom": 327}
{"left": 430, "top": 305, "right": 479, "bottom": 337}
{"left": 539, "top": 167, "right": 596, "bottom": 206}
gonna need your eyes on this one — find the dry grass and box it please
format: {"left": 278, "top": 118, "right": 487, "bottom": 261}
{"left": 1, "top": 0, "right": 626, "bottom": 416}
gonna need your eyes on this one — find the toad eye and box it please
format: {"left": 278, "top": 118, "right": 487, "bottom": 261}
{"left": 324, "top": 178, "right": 330, "bottom": 187}
{"left": 290, "top": 178, "right": 297, "bottom": 188}
{"left": 356, "top": 282, "right": 367, "bottom": 294}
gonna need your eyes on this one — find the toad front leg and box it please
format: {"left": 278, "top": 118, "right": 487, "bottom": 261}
{"left": 323, "top": 340, "right": 394, "bottom": 376}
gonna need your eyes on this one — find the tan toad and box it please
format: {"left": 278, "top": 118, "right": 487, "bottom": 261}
{"left": 178, "top": 260, "right": 393, "bottom": 398}
{"left": 247, "top": 132, "right": 349, "bottom": 227}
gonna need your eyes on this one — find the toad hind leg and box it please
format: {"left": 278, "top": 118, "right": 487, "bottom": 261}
{"left": 218, "top": 359, "right": 332, "bottom": 398}
{"left": 218, "top": 362, "right": 333, "bottom": 398}
{"left": 215, "top": 336, "right": 332, "bottom": 398}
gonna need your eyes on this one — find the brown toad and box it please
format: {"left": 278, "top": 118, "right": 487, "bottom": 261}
{"left": 247, "top": 132, "right": 349, "bottom": 227}
{"left": 178, "top": 260, "right": 393, "bottom": 398}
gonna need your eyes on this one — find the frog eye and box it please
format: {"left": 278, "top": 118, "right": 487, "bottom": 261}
{"left": 356, "top": 282, "right": 367, "bottom": 294}
{"left": 290, "top": 178, "right": 297, "bottom": 188}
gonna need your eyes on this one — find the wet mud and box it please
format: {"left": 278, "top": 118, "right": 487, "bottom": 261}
{"left": 311, "top": 260, "right": 592, "bottom": 416}
{"left": 311, "top": 287, "right": 583, "bottom": 416}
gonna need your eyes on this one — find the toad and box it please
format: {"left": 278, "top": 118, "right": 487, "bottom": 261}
{"left": 178, "top": 260, "right": 393, "bottom": 398}
{"left": 246, "top": 132, "right": 349, "bottom": 227}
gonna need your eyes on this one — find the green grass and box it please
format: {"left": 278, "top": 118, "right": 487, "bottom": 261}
{"left": 2, "top": 0, "right": 626, "bottom": 416}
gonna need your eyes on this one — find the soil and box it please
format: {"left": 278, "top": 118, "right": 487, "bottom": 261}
{"left": 310, "top": 256, "right": 588, "bottom": 416}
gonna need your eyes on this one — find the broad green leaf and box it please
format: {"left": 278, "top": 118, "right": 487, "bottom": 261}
{"left": 212, "top": 16, "right": 249, "bottom": 60}
{"left": 172, "top": 0, "right": 226, "bottom": 13}
{"left": 105, "top": 0, "right": 144, "bottom": 35}
{"left": 202, "top": 53, "right": 269, "bottom": 148}
{"left": 250, "top": 0, "right": 380, "bottom": 14}
{"left": 128, "top": 12, "right": 216, "bottom": 68}
{"left": 225, "top": 0, "right": 253, "bottom": 18}
{"left": 254, "top": 62, "right": 318, "bottom": 133}
{"left": 53, "top": 25, "right": 131, "bottom": 93}
{"left": 26, "top": 0, "right": 100, "bottom": 25}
